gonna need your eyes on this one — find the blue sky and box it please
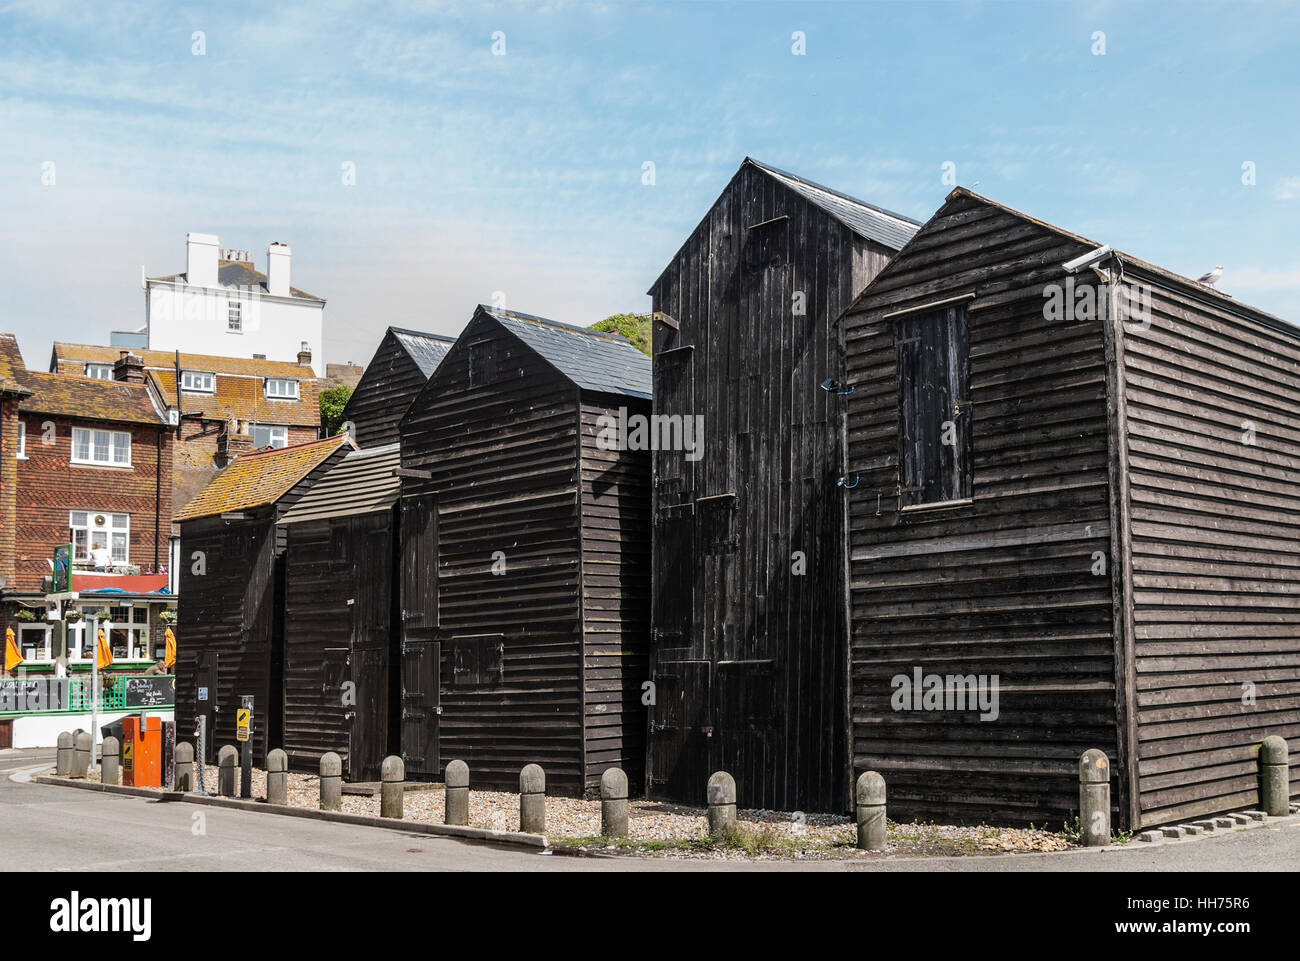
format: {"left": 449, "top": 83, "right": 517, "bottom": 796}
{"left": 2, "top": 0, "right": 1298, "bottom": 368}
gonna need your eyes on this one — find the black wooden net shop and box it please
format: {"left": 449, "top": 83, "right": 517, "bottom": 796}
{"left": 174, "top": 435, "right": 353, "bottom": 762}
{"left": 279, "top": 443, "right": 403, "bottom": 781}
{"left": 839, "top": 187, "right": 1300, "bottom": 830}
{"left": 645, "top": 157, "right": 920, "bottom": 812}
{"left": 397, "top": 305, "right": 652, "bottom": 795}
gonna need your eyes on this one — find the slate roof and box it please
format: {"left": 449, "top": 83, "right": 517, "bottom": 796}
{"left": 52, "top": 342, "right": 320, "bottom": 428}
{"left": 278, "top": 444, "right": 400, "bottom": 525}
{"left": 390, "top": 327, "right": 456, "bottom": 378}
{"left": 17, "top": 370, "right": 165, "bottom": 426}
{"left": 745, "top": 158, "right": 921, "bottom": 251}
{"left": 174, "top": 434, "right": 351, "bottom": 521}
{"left": 479, "top": 306, "right": 653, "bottom": 400}
{"left": 148, "top": 259, "right": 324, "bottom": 302}
{"left": 0, "top": 334, "right": 31, "bottom": 396}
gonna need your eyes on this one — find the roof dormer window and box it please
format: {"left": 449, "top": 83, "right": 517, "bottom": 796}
{"left": 84, "top": 363, "right": 112, "bottom": 380}
{"left": 265, "top": 378, "right": 299, "bottom": 399}
{"left": 180, "top": 370, "right": 216, "bottom": 393}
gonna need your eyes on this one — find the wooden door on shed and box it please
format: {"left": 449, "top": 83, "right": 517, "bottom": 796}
{"left": 350, "top": 646, "right": 389, "bottom": 781}
{"left": 195, "top": 652, "right": 218, "bottom": 762}
{"left": 400, "top": 639, "right": 440, "bottom": 777}
{"left": 399, "top": 492, "right": 441, "bottom": 776}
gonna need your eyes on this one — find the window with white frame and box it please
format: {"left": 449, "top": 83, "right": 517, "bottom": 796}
{"left": 66, "top": 606, "right": 149, "bottom": 661}
{"left": 15, "top": 421, "right": 25, "bottom": 458}
{"left": 180, "top": 370, "right": 216, "bottom": 393}
{"left": 264, "top": 378, "right": 299, "bottom": 399}
{"left": 71, "top": 427, "right": 132, "bottom": 466}
{"left": 84, "top": 363, "right": 112, "bottom": 380}
{"left": 18, "top": 624, "right": 51, "bottom": 661}
{"left": 251, "top": 424, "right": 288, "bottom": 449}
{"left": 70, "top": 510, "right": 130, "bottom": 564}
{"left": 228, "top": 299, "right": 242, "bottom": 331}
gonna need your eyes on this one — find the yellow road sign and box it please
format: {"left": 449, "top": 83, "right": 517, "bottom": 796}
{"left": 123, "top": 740, "right": 134, "bottom": 770}
{"left": 236, "top": 708, "right": 250, "bottom": 742}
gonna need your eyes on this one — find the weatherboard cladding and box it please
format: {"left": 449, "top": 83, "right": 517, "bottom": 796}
{"left": 342, "top": 328, "right": 455, "bottom": 449}
{"left": 481, "top": 306, "right": 653, "bottom": 399}
{"left": 278, "top": 444, "right": 401, "bottom": 525}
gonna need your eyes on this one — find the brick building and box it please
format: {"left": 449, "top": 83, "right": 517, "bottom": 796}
{"left": 51, "top": 342, "right": 321, "bottom": 514}
{"left": 1, "top": 334, "right": 177, "bottom": 675}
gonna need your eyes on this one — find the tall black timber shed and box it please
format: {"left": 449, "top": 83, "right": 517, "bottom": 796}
{"left": 175, "top": 435, "right": 353, "bottom": 762}
{"left": 840, "top": 187, "right": 1300, "bottom": 830}
{"left": 342, "top": 327, "right": 455, "bottom": 448}
{"left": 278, "top": 444, "right": 403, "bottom": 780}
{"left": 646, "top": 157, "right": 920, "bottom": 811}
{"left": 398, "top": 305, "right": 653, "bottom": 795}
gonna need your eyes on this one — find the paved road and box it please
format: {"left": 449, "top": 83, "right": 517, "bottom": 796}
{"left": 3, "top": 749, "right": 1295, "bottom": 871}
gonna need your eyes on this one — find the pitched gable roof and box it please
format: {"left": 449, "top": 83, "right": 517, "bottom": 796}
{"left": 745, "top": 158, "right": 921, "bottom": 250}
{"left": 17, "top": 370, "right": 164, "bottom": 426}
{"left": 390, "top": 327, "right": 456, "bottom": 378}
{"left": 278, "top": 443, "right": 400, "bottom": 525}
{"left": 174, "top": 434, "right": 351, "bottom": 521}
{"left": 52, "top": 342, "right": 320, "bottom": 428}
{"left": 479, "top": 306, "right": 653, "bottom": 400}
{"left": 0, "top": 333, "right": 31, "bottom": 396}
{"left": 860, "top": 187, "right": 1297, "bottom": 338}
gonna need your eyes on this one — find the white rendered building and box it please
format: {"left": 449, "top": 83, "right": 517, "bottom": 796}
{"left": 131, "top": 233, "right": 325, "bottom": 376}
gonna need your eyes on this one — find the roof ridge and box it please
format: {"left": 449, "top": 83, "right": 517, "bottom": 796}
{"left": 478, "top": 305, "right": 634, "bottom": 345}
{"left": 389, "top": 326, "right": 456, "bottom": 341}
{"left": 744, "top": 156, "right": 922, "bottom": 227}
{"left": 244, "top": 434, "right": 349, "bottom": 458}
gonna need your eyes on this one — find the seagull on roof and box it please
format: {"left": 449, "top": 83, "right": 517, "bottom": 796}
{"left": 1197, "top": 265, "right": 1223, "bottom": 285}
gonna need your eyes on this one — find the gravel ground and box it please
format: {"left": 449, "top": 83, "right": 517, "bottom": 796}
{"left": 68, "top": 766, "right": 1074, "bottom": 860}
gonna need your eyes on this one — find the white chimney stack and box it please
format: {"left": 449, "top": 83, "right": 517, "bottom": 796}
{"left": 267, "top": 242, "right": 291, "bottom": 297}
{"left": 186, "top": 232, "right": 219, "bottom": 288}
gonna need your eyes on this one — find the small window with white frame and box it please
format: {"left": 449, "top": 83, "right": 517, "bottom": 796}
{"left": 70, "top": 510, "right": 130, "bottom": 564}
{"left": 71, "top": 427, "right": 132, "bottom": 467}
{"left": 15, "top": 421, "right": 25, "bottom": 458}
{"left": 84, "top": 363, "right": 112, "bottom": 380}
{"left": 264, "top": 378, "right": 299, "bottom": 399}
{"left": 228, "top": 299, "right": 242, "bottom": 331}
{"left": 180, "top": 370, "right": 216, "bottom": 393}
{"left": 251, "top": 424, "right": 288, "bottom": 449}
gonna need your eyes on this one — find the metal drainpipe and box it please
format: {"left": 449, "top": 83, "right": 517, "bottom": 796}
{"left": 154, "top": 428, "right": 162, "bottom": 569}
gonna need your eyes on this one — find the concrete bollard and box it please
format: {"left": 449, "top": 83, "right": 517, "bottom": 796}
{"left": 600, "top": 767, "right": 629, "bottom": 838}
{"left": 174, "top": 742, "right": 194, "bottom": 792}
{"left": 320, "top": 752, "right": 342, "bottom": 812}
{"left": 855, "top": 771, "right": 887, "bottom": 850}
{"left": 56, "top": 731, "right": 73, "bottom": 776}
{"left": 519, "top": 764, "right": 546, "bottom": 834}
{"left": 1079, "top": 748, "right": 1111, "bottom": 846}
{"left": 381, "top": 755, "right": 404, "bottom": 819}
{"left": 445, "top": 760, "right": 469, "bottom": 826}
{"left": 1259, "top": 736, "right": 1290, "bottom": 817}
{"left": 217, "top": 745, "right": 238, "bottom": 798}
{"left": 71, "top": 731, "right": 92, "bottom": 778}
{"left": 101, "top": 736, "right": 121, "bottom": 786}
{"left": 267, "top": 749, "right": 288, "bottom": 806}
{"left": 707, "top": 771, "right": 737, "bottom": 839}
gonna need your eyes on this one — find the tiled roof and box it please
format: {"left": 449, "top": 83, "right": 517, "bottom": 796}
{"left": 0, "top": 333, "right": 31, "bottom": 395}
{"left": 148, "top": 259, "right": 324, "bottom": 302}
{"left": 390, "top": 328, "right": 455, "bottom": 378}
{"left": 481, "top": 306, "right": 653, "bottom": 400}
{"left": 278, "top": 444, "right": 400, "bottom": 525}
{"left": 52, "top": 343, "right": 320, "bottom": 428}
{"left": 745, "top": 158, "right": 921, "bottom": 251}
{"left": 17, "top": 370, "right": 164, "bottom": 425}
{"left": 174, "top": 434, "right": 351, "bottom": 521}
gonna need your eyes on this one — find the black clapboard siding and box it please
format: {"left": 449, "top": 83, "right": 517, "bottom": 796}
{"left": 647, "top": 159, "right": 903, "bottom": 812}
{"left": 343, "top": 329, "right": 452, "bottom": 449}
{"left": 399, "top": 308, "right": 651, "bottom": 796}
{"left": 1120, "top": 274, "right": 1300, "bottom": 827}
{"left": 841, "top": 192, "right": 1121, "bottom": 826}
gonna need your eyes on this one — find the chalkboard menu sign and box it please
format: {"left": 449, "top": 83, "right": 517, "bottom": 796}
{"left": 123, "top": 676, "right": 175, "bottom": 708}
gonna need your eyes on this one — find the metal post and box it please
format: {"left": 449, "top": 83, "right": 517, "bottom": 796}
{"left": 89, "top": 614, "right": 99, "bottom": 771}
{"left": 239, "top": 694, "right": 253, "bottom": 799}
{"left": 194, "top": 715, "right": 208, "bottom": 796}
